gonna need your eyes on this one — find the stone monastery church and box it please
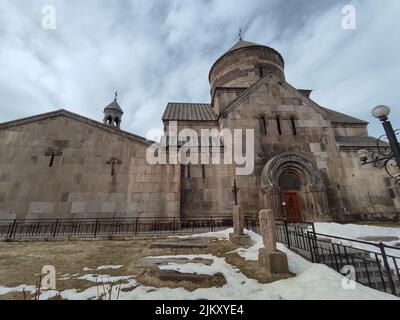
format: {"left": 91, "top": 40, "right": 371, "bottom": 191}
{"left": 0, "top": 39, "right": 399, "bottom": 222}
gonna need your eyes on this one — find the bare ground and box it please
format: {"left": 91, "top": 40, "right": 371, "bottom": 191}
{"left": 0, "top": 236, "right": 292, "bottom": 300}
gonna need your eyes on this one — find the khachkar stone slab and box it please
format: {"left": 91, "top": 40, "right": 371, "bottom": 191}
{"left": 258, "top": 209, "right": 289, "bottom": 274}
{"left": 229, "top": 205, "right": 251, "bottom": 246}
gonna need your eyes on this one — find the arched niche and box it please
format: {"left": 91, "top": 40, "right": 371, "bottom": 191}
{"left": 260, "top": 153, "right": 329, "bottom": 221}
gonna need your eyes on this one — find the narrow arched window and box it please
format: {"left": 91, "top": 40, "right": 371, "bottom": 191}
{"left": 185, "top": 165, "right": 191, "bottom": 178}
{"left": 259, "top": 116, "right": 267, "bottom": 135}
{"left": 290, "top": 117, "right": 297, "bottom": 136}
{"left": 276, "top": 116, "right": 282, "bottom": 135}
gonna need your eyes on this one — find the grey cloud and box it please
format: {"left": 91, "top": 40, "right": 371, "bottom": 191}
{"left": 0, "top": 0, "right": 399, "bottom": 138}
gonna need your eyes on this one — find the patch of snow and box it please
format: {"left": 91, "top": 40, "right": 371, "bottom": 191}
{"left": 314, "top": 223, "right": 400, "bottom": 241}
{"left": 78, "top": 274, "right": 134, "bottom": 283}
{"left": 171, "top": 228, "right": 233, "bottom": 240}
{"left": 0, "top": 285, "right": 36, "bottom": 295}
{"left": 229, "top": 230, "right": 264, "bottom": 261}
{"left": 314, "top": 223, "right": 400, "bottom": 265}
{"left": 97, "top": 265, "right": 124, "bottom": 270}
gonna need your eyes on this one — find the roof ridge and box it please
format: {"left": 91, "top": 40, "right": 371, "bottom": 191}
{"left": 321, "top": 107, "right": 368, "bottom": 124}
{"left": 221, "top": 73, "right": 328, "bottom": 118}
{"left": 0, "top": 109, "right": 152, "bottom": 146}
{"left": 167, "top": 102, "right": 210, "bottom": 105}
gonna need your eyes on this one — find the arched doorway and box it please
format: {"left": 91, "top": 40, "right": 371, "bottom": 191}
{"left": 279, "top": 172, "right": 302, "bottom": 222}
{"left": 261, "top": 153, "right": 329, "bottom": 222}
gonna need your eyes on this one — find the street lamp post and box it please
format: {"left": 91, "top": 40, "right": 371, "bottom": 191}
{"left": 358, "top": 105, "right": 400, "bottom": 180}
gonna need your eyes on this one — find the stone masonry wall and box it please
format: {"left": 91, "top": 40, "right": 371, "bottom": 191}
{"left": 0, "top": 115, "right": 180, "bottom": 220}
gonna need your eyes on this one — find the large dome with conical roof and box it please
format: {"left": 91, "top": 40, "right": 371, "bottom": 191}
{"left": 209, "top": 39, "right": 285, "bottom": 98}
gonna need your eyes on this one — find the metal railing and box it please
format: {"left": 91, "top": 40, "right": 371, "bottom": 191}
{"left": 1, "top": 216, "right": 399, "bottom": 297}
{"left": 0, "top": 217, "right": 233, "bottom": 239}
{"left": 245, "top": 217, "right": 400, "bottom": 297}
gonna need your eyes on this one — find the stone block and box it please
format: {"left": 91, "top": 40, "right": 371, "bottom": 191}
{"left": 71, "top": 201, "right": 85, "bottom": 214}
{"left": 232, "top": 205, "right": 244, "bottom": 235}
{"left": 258, "top": 248, "right": 289, "bottom": 274}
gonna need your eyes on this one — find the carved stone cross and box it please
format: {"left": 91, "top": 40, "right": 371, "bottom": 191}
{"left": 45, "top": 149, "right": 63, "bottom": 167}
{"left": 106, "top": 158, "right": 122, "bottom": 177}
{"left": 231, "top": 179, "right": 239, "bottom": 205}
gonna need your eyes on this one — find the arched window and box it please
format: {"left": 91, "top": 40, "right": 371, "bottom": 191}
{"left": 276, "top": 116, "right": 282, "bottom": 135}
{"left": 185, "top": 165, "right": 191, "bottom": 178}
{"left": 259, "top": 116, "right": 268, "bottom": 135}
{"left": 290, "top": 117, "right": 297, "bottom": 136}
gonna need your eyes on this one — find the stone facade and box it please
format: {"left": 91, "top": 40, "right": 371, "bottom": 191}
{"left": 0, "top": 111, "right": 180, "bottom": 219}
{"left": 0, "top": 39, "right": 399, "bottom": 221}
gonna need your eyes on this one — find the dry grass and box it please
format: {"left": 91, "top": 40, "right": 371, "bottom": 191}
{"left": 0, "top": 235, "right": 292, "bottom": 300}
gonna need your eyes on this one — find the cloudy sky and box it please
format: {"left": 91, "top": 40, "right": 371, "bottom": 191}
{"left": 0, "top": 0, "right": 399, "bottom": 138}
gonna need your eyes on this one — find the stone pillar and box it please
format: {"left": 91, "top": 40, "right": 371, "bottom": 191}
{"left": 258, "top": 209, "right": 289, "bottom": 274}
{"left": 229, "top": 205, "right": 251, "bottom": 246}
{"left": 262, "top": 187, "right": 284, "bottom": 219}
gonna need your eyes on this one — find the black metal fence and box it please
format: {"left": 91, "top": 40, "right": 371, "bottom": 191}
{"left": 0, "top": 217, "right": 233, "bottom": 239}
{"left": 246, "top": 217, "right": 400, "bottom": 297}
{"left": 1, "top": 216, "right": 399, "bottom": 297}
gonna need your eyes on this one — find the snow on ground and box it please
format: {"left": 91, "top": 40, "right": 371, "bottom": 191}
{"left": 172, "top": 228, "right": 233, "bottom": 240}
{"left": 314, "top": 222, "right": 400, "bottom": 243}
{"left": 0, "top": 285, "right": 36, "bottom": 296}
{"left": 314, "top": 223, "right": 400, "bottom": 262}
{"left": 0, "top": 228, "right": 398, "bottom": 300}
{"left": 97, "top": 265, "right": 124, "bottom": 270}
{"left": 83, "top": 265, "right": 124, "bottom": 272}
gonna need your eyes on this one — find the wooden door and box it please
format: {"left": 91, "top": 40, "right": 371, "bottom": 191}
{"left": 283, "top": 192, "right": 302, "bottom": 223}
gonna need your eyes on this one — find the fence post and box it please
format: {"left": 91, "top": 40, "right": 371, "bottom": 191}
{"left": 284, "top": 218, "right": 291, "bottom": 249}
{"left": 52, "top": 219, "right": 59, "bottom": 238}
{"left": 134, "top": 217, "right": 139, "bottom": 236}
{"left": 310, "top": 222, "right": 320, "bottom": 263}
{"left": 172, "top": 217, "right": 176, "bottom": 234}
{"left": 7, "top": 219, "right": 17, "bottom": 239}
{"left": 306, "top": 231, "right": 314, "bottom": 263}
{"left": 210, "top": 217, "right": 213, "bottom": 232}
{"left": 379, "top": 242, "right": 396, "bottom": 295}
{"left": 93, "top": 218, "right": 99, "bottom": 238}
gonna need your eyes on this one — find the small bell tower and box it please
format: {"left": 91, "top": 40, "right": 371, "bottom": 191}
{"left": 103, "top": 91, "right": 124, "bottom": 129}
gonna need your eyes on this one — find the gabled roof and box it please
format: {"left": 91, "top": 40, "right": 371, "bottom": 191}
{"left": 321, "top": 107, "right": 368, "bottom": 125}
{"left": 0, "top": 109, "right": 152, "bottom": 146}
{"left": 221, "top": 73, "right": 329, "bottom": 118}
{"left": 162, "top": 103, "right": 218, "bottom": 121}
{"left": 220, "top": 72, "right": 369, "bottom": 126}
{"left": 335, "top": 136, "right": 385, "bottom": 148}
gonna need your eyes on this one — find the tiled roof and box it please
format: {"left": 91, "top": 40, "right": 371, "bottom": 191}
{"left": 162, "top": 102, "right": 368, "bottom": 125}
{"left": 162, "top": 103, "right": 218, "bottom": 121}
{"left": 335, "top": 136, "right": 386, "bottom": 147}
{"left": 104, "top": 100, "right": 123, "bottom": 113}
{"left": 322, "top": 107, "right": 368, "bottom": 124}
{"left": 226, "top": 40, "right": 262, "bottom": 54}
